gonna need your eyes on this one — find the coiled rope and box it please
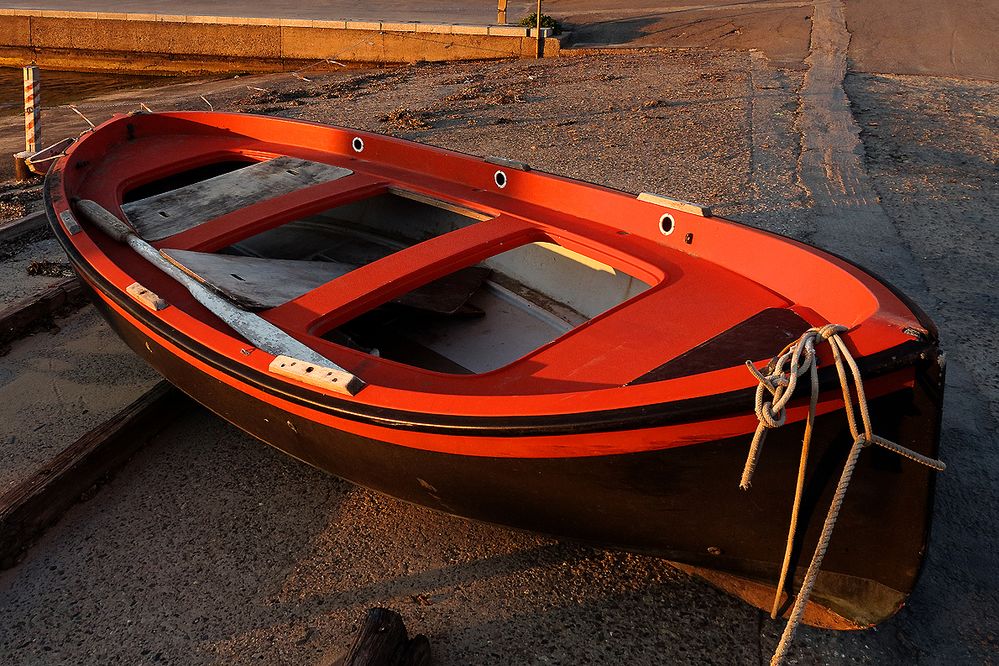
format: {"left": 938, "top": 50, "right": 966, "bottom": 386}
{"left": 740, "top": 324, "right": 945, "bottom": 666}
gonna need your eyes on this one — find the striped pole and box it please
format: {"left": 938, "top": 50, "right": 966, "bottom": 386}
{"left": 23, "top": 65, "right": 41, "bottom": 153}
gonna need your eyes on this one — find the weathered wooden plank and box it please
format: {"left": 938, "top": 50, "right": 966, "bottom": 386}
{"left": 394, "top": 266, "right": 492, "bottom": 315}
{"left": 637, "top": 191, "right": 712, "bottom": 218}
{"left": 269, "top": 355, "right": 361, "bottom": 393}
{"left": 628, "top": 308, "right": 810, "bottom": 384}
{"left": 0, "top": 276, "right": 87, "bottom": 347}
{"left": 126, "top": 281, "right": 169, "bottom": 311}
{"left": 342, "top": 608, "right": 432, "bottom": 666}
{"left": 163, "top": 248, "right": 492, "bottom": 315}
{"left": 670, "top": 562, "right": 861, "bottom": 630}
{"left": 162, "top": 249, "right": 353, "bottom": 310}
{"left": 121, "top": 157, "right": 354, "bottom": 241}
{"left": 0, "top": 382, "right": 189, "bottom": 569}
{"left": 0, "top": 210, "right": 46, "bottom": 244}
{"left": 387, "top": 187, "right": 494, "bottom": 221}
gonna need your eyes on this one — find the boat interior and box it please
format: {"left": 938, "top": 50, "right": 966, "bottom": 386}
{"left": 119, "top": 155, "right": 669, "bottom": 378}
{"left": 56, "top": 114, "right": 911, "bottom": 397}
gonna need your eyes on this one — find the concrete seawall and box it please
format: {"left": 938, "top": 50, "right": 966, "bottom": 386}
{"left": 0, "top": 9, "right": 560, "bottom": 74}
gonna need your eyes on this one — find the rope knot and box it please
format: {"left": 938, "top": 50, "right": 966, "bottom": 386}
{"left": 816, "top": 323, "right": 847, "bottom": 339}
{"left": 737, "top": 322, "right": 946, "bottom": 666}
{"left": 757, "top": 401, "right": 786, "bottom": 429}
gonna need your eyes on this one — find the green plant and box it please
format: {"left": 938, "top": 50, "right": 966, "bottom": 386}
{"left": 519, "top": 13, "right": 562, "bottom": 35}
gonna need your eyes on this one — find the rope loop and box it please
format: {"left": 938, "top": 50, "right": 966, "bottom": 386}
{"left": 737, "top": 324, "right": 945, "bottom": 666}
{"left": 757, "top": 400, "right": 785, "bottom": 429}
{"left": 817, "top": 323, "right": 847, "bottom": 339}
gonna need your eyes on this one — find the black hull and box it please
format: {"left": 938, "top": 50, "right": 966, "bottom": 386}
{"left": 81, "top": 276, "right": 944, "bottom": 628}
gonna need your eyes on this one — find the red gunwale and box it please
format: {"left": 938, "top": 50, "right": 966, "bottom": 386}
{"left": 76, "top": 276, "right": 917, "bottom": 458}
{"left": 48, "top": 111, "right": 927, "bottom": 424}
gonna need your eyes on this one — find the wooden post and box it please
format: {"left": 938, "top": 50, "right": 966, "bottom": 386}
{"left": 23, "top": 65, "right": 40, "bottom": 153}
{"left": 14, "top": 65, "right": 40, "bottom": 181}
{"left": 343, "top": 608, "right": 431, "bottom": 666}
{"left": 497, "top": 0, "right": 507, "bottom": 24}
{"left": 536, "top": 0, "right": 543, "bottom": 58}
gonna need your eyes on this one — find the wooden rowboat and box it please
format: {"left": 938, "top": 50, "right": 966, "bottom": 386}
{"left": 44, "top": 111, "right": 943, "bottom": 632}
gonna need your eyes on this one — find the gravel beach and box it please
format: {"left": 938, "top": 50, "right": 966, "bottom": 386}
{"left": 0, "top": 16, "right": 996, "bottom": 665}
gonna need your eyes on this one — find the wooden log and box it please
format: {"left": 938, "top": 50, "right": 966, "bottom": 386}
{"left": 13, "top": 151, "right": 33, "bottom": 182}
{"left": 0, "top": 381, "right": 189, "bottom": 569}
{"left": 342, "top": 608, "right": 432, "bottom": 666}
{"left": 0, "top": 210, "right": 46, "bottom": 244}
{"left": 0, "top": 276, "right": 88, "bottom": 348}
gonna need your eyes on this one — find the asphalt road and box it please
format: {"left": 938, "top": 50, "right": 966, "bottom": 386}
{"left": 547, "top": 0, "right": 997, "bottom": 79}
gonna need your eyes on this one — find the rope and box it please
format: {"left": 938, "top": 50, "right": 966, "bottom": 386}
{"left": 739, "top": 324, "right": 945, "bottom": 666}
{"left": 66, "top": 104, "right": 95, "bottom": 129}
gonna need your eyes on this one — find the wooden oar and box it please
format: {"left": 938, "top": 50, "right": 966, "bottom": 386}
{"left": 76, "top": 200, "right": 365, "bottom": 396}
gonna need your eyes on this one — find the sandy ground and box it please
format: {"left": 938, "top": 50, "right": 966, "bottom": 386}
{"left": 0, "top": 307, "right": 160, "bottom": 492}
{"left": 0, "top": 3, "right": 996, "bottom": 664}
{"left": 0, "top": 229, "right": 69, "bottom": 306}
{"left": 845, "top": 73, "right": 999, "bottom": 423}
{"left": 0, "top": 187, "right": 161, "bottom": 494}
{"left": 840, "top": 75, "right": 999, "bottom": 662}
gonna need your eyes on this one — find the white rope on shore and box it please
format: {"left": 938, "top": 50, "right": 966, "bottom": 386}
{"left": 740, "top": 324, "right": 945, "bottom": 666}
{"left": 66, "top": 104, "right": 95, "bottom": 129}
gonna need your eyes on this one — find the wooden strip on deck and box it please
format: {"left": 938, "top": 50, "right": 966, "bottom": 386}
{"left": 122, "top": 157, "right": 353, "bottom": 241}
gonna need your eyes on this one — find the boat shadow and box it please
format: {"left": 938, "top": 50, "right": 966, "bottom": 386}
{"left": 258, "top": 487, "right": 776, "bottom": 663}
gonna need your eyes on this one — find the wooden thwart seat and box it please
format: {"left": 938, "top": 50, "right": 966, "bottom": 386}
{"left": 122, "top": 157, "right": 354, "bottom": 241}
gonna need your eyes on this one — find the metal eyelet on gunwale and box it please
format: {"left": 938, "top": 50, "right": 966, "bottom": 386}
{"left": 659, "top": 213, "right": 675, "bottom": 236}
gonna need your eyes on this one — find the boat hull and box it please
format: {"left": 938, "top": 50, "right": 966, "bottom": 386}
{"left": 41, "top": 111, "right": 945, "bottom": 630}
{"left": 73, "top": 254, "right": 943, "bottom": 629}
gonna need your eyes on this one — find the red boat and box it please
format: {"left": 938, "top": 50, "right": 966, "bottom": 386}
{"left": 44, "top": 111, "right": 943, "bottom": 633}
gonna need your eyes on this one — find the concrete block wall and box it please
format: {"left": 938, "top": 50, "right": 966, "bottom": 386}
{"left": 0, "top": 9, "right": 560, "bottom": 73}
